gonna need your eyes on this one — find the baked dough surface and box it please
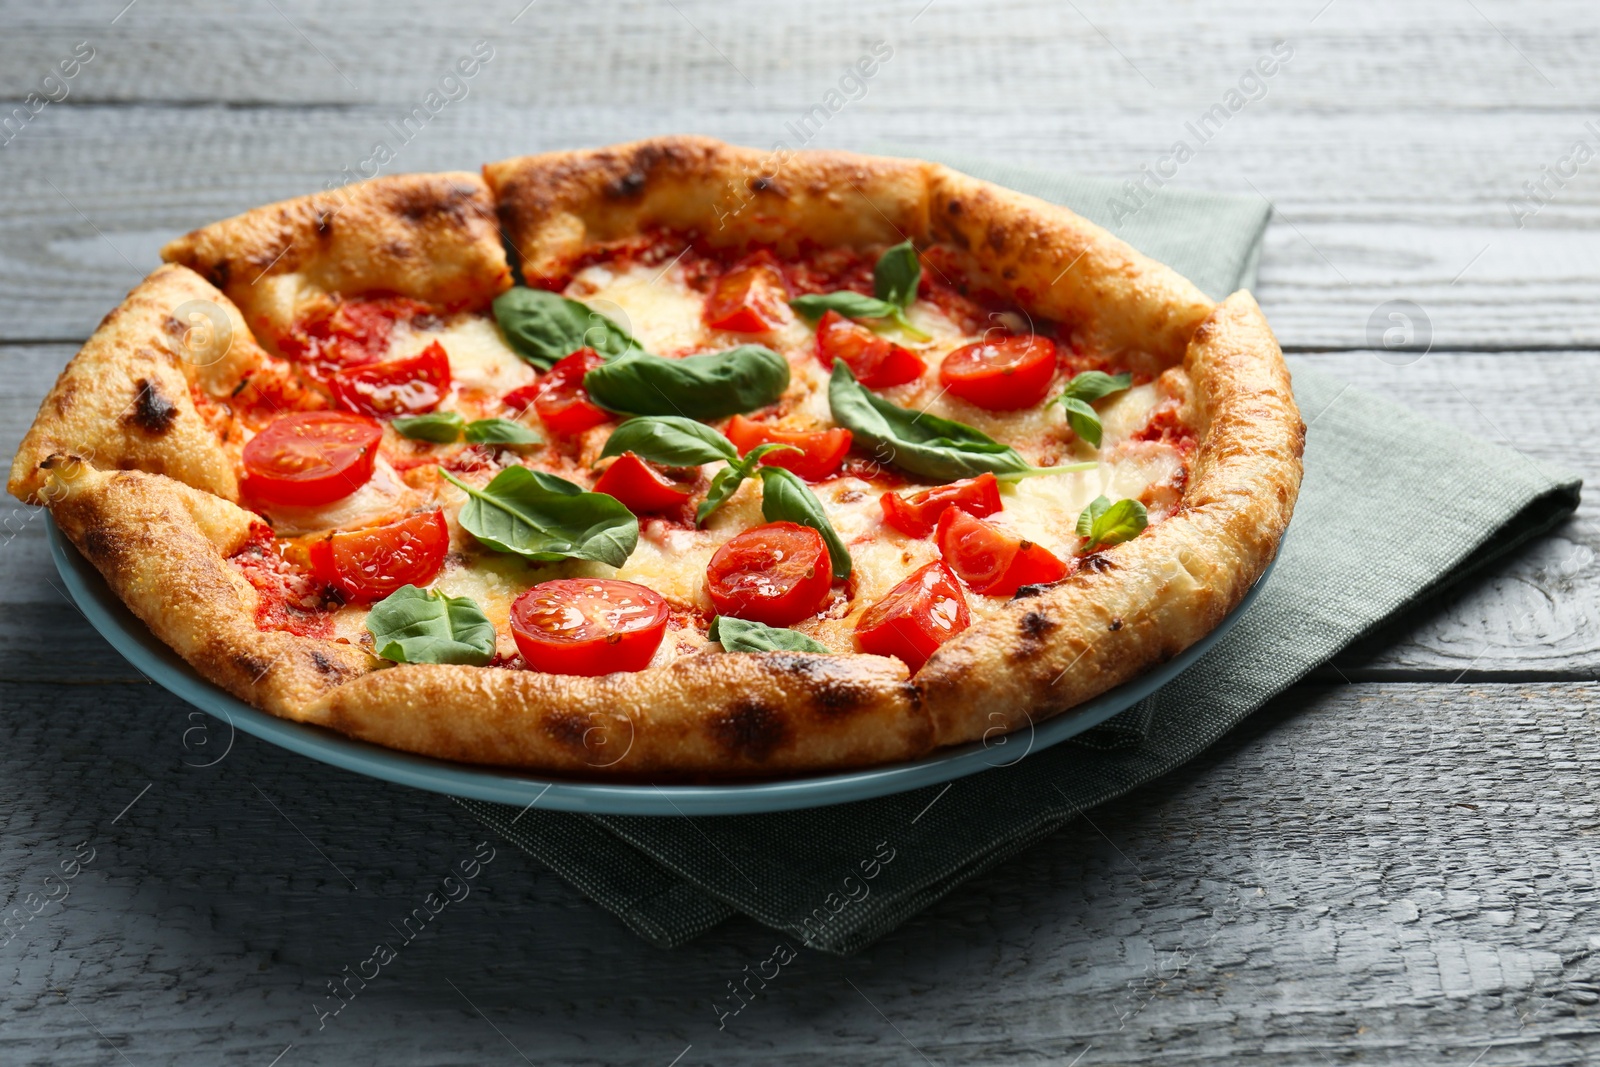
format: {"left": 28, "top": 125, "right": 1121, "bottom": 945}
{"left": 11, "top": 138, "right": 1303, "bottom": 778}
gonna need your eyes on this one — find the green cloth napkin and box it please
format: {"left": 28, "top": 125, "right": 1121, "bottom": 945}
{"left": 460, "top": 161, "right": 1582, "bottom": 954}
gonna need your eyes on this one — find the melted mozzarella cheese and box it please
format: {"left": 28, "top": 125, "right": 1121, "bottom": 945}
{"left": 389, "top": 313, "right": 537, "bottom": 413}
{"left": 324, "top": 260, "right": 1193, "bottom": 661}
{"left": 259, "top": 458, "right": 420, "bottom": 536}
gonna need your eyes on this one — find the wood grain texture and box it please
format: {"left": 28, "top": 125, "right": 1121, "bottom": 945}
{"left": 2, "top": 681, "right": 1599, "bottom": 1066}
{"left": 3, "top": 0, "right": 1598, "bottom": 1063}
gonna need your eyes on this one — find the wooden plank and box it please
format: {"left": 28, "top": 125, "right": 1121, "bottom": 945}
{"left": 2, "top": 680, "right": 1597, "bottom": 1064}
{"left": 2, "top": 346, "right": 1594, "bottom": 681}
{"left": 2, "top": 103, "right": 1599, "bottom": 347}
{"left": 2, "top": 0, "right": 1594, "bottom": 110}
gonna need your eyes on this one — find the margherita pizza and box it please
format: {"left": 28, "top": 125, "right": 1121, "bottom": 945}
{"left": 8, "top": 137, "right": 1304, "bottom": 779}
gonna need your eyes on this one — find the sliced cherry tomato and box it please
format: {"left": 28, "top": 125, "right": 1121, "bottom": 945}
{"left": 501, "top": 382, "right": 541, "bottom": 416}
{"left": 854, "top": 561, "right": 970, "bottom": 672}
{"left": 935, "top": 506, "right": 1068, "bottom": 596}
{"left": 705, "top": 521, "right": 832, "bottom": 626}
{"left": 241, "top": 411, "right": 383, "bottom": 507}
{"left": 938, "top": 334, "right": 1059, "bottom": 410}
{"left": 594, "top": 452, "right": 693, "bottom": 514}
{"left": 724, "top": 415, "right": 852, "bottom": 482}
{"left": 282, "top": 296, "right": 432, "bottom": 382}
{"left": 307, "top": 509, "right": 449, "bottom": 603}
{"left": 704, "top": 258, "right": 791, "bottom": 333}
{"left": 533, "top": 347, "right": 611, "bottom": 436}
{"left": 815, "top": 310, "right": 926, "bottom": 388}
{"left": 880, "top": 473, "right": 1003, "bottom": 539}
{"left": 510, "top": 578, "right": 669, "bottom": 676}
{"left": 329, "top": 340, "right": 451, "bottom": 419}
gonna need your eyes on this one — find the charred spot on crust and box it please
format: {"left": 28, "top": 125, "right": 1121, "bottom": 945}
{"left": 1108, "top": 618, "right": 1124, "bottom": 631}
{"left": 233, "top": 652, "right": 272, "bottom": 679}
{"left": 314, "top": 208, "right": 334, "bottom": 237}
{"left": 709, "top": 701, "right": 788, "bottom": 762}
{"left": 81, "top": 524, "right": 117, "bottom": 563}
{"left": 207, "top": 261, "right": 230, "bottom": 289}
{"left": 1020, "top": 611, "right": 1058, "bottom": 639}
{"left": 986, "top": 225, "right": 1008, "bottom": 253}
{"left": 393, "top": 180, "right": 479, "bottom": 225}
{"left": 1010, "top": 583, "right": 1048, "bottom": 600}
{"left": 545, "top": 710, "right": 592, "bottom": 751}
{"left": 1080, "top": 553, "right": 1116, "bottom": 574}
{"left": 308, "top": 649, "right": 348, "bottom": 678}
{"left": 946, "top": 198, "right": 963, "bottom": 215}
{"left": 127, "top": 379, "right": 178, "bottom": 434}
{"left": 607, "top": 171, "right": 647, "bottom": 199}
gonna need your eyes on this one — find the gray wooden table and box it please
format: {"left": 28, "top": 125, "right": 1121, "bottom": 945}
{"left": 3, "top": 2, "right": 1598, "bottom": 1063}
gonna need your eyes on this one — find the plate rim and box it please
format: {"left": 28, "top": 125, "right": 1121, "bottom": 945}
{"left": 49, "top": 515, "right": 1272, "bottom": 816}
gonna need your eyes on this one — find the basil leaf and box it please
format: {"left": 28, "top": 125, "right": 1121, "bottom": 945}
{"left": 1060, "top": 397, "right": 1105, "bottom": 448}
{"left": 1076, "top": 495, "right": 1111, "bottom": 537}
{"left": 696, "top": 461, "right": 750, "bottom": 526}
{"left": 492, "top": 287, "right": 641, "bottom": 370}
{"left": 790, "top": 291, "right": 902, "bottom": 321}
{"left": 441, "top": 467, "right": 637, "bottom": 566}
{"left": 393, "top": 411, "right": 466, "bottom": 443}
{"left": 583, "top": 345, "right": 790, "bottom": 419}
{"left": 709, "top": 615, "right": 829, "bottom": 654}
{"left": 464, "top": 418, "right": 542, "bottom": 446}
{"left": 828, "top": 362, "right": 1092, "bottom": 482}
{"left": 758, "top": 466, "right": 851, "bottom": 579}
{"left": 874, "top": 240, "right": 921, "bottom": 309}
{"left": 693, "top": 445, "right": 795, "bottom": 525}
{"left": 1078, "top": 496, "right": 1149, "bottom": 552}
{"left": 1059, "top": 370, "right": 1133, "bottom": 404}
{"left": 602, "top": 416, "right": 738, "bottom": 466}
{"left": 365, "top": 585, "right": 496, "bottom": 666}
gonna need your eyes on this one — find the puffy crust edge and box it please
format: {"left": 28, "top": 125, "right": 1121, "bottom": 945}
{"left": 7, "top": 264, "right": 281, "bottom": 505}
{"left": 17, "top": 142, "right": 1304, "bottom": 778}
{"left": 42, "top": 460, "right": 378, "bottom": 716}
{"left": 159, "top": 171, "right": 512, "bottom": 346}
{"left": 485, "top": 135, "right": 1213, "bottom": 362}
{"left": 915, "top": 291, "right": 1305, "bottom": 745}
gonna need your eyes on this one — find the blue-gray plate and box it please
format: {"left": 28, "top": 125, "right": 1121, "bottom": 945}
{"left": 50, "top": 516, "right": 1272, "bottom": 816}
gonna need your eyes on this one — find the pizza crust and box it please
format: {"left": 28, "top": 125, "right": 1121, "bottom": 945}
{"left": 14, "top": 139, "right": 1304, "bottom": 778}
{"left": 160, "top": 171, "right": 513, "bottom": 351}
{"left": 7, "top": 264, "right": 285, "bottom": 504}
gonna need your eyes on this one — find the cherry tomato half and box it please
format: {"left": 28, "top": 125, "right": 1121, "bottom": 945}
{"left": 725, "top": 415, "right": 852, "bottom": 482}
{"left": 329, "top": 340, "right": 451, "bottom": 419}
{"left": 854, "top": 561, "right": 970, "bottom": 672}
{"left": 281, "top": 296, "right": 432, "bottom": 382}
{"left": 704, "top": 258, "right": 791, "bottom": 333}
{"left": 534, "top": 348, "right": 611, "bottom": 436}
{"left": 705, "top": 521, "right": 832, "bottom": 627}
{"left": 938, "top": 334, "right": 1059, "bottom": 410}
{"left": 935, "top": 506, "right": 1068, "bottom": 597}
{"left": 241, "top": 411, "right": 383, "bottom": 508}
{"left": 510, "top": 578, "right": 669, "bottom": 676}
{"left": 308, "top": 509, "right": 449, "bottom": 603}
{"left": 815, "top": 310, "right": 925, "bottom": 388}
{"left": 594, "top": 452, "right": 693, "bottom": 514}
{"left": 879, "top": 473, "right": 1003, "bottom": 539}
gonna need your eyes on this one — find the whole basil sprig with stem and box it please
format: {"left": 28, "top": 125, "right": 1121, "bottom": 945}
{"left": 828, "top": 363, "right": 1097, "bottom": 482}
{"left": 1076, "top": 495, "right": 1149, "bottom": 552}
{"left": 1055, "top": 371, "right": 1133, "bottom": 448}
{"left": 600, "top": 416, "right": 798, "bottom": 526}
{"left": 789, "top": 239, "right": 930, "bottom": 341}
